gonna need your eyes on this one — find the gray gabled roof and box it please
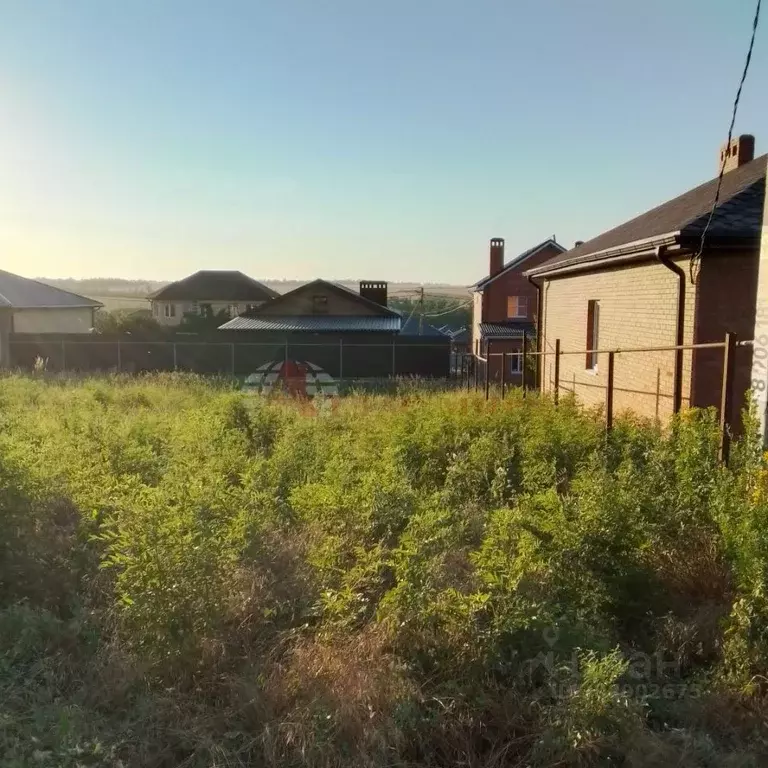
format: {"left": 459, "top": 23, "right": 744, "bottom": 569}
{"left": 151, "top": 270, "right": 279, "bottom": 302}
{"left": 527, "top": 154, "right": 767, "bottom": 277}
{"left": 474, "top": 239, "right": 565, "bottom": 290}
{"left": 0, "top": 271, "right": 102, "bottom": 309}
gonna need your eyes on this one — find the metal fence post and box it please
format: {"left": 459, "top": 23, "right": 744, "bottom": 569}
{"left": 501, "top": 352, "right": 506, "bottom": 399}
{"left": 467, "top": 354, "right": 472, "bottom": 391}
{"left": 230, "top": 343, "right": 235, "bottom": 377}
{"left": 606, "top": 351, "right": 615, "bottom": 433}
{"left": 484, "top": 341, "right": 491, "bottom": 400}
{"left": 392, "top": 339, "right": 396, "bottom": 377}
{"left": 474, "top": 348, "right": 479, "bottom": 390}
{"left": 719, "top": 332, "right": 737, "bottom": 464}
{"left": 116, "top": 339, "right": 121, "bottom": 372}
{"left": 61, "top": 340, "right": 66, "bottom": 371}
{"left": 339, "top": 339, "right": 343, "bottom": 382}
{"left": 521, "top": 331, "right": 528, "bottom": 397}
{"left": 173, "top": 343, "right": 177, "bottom": 370}
{"left": 554, "top": 338, "right": 561, "bottom": 405}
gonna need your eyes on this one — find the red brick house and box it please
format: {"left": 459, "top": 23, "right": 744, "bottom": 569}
{"left": 525, "top": 136, "right": 766, "bottom": 424}
{"left": 472, "top": 237, "right": 566, "bottom": 381}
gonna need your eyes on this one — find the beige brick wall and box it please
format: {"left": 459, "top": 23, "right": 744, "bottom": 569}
{"left": 471, "top": 292, "right": 483, "bottom": 354}
{"left": 541, "top": 258, "right": 697, "bottom": 421}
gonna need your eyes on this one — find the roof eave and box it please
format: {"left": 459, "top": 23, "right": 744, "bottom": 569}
{"left": 15, "top": 303, "right": 103, "bottom": 310}
{"left": 525, "top": 232, "right": 681, "bottom": 278}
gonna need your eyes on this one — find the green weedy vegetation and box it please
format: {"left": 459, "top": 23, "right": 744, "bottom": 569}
{"left": 1, "top": 373, "right": 768, "bottom": 766}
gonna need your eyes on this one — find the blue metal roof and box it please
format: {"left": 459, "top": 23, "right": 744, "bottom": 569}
{"left": 218, "top": 315, "right": 402, "bottom": 332}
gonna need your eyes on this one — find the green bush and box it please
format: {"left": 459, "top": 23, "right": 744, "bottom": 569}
{"left": 1, "top": 375, "right": 768, "bottom": 766}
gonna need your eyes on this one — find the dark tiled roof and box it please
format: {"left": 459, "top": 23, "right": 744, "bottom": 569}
{"left": 0, "top": 271, "right": 102, "bottom": 308}
{"left": 218, "top": 315, "right": 402, "bottom": 332}
{"left": 151, "top": 270, "right": 279, "bottom": 301}
{"left": 474, "top": 239, "right": 565, "bottom": 289}
{"left": 480, "top": 321, "right": 536, "bottom": 339}
{"left": 399, "top": 315, "right": 449, "bottom": 336}
{"left": 528, "top": 154, "right": 767, "bottom": 275}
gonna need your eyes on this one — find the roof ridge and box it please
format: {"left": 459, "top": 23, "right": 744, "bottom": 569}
{"left": 474, "top": 238, "right": 566, "bottom": 289}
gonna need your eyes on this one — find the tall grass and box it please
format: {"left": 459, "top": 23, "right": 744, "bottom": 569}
{"left": 1, "top": 373, "right": 767, "bottom": 766}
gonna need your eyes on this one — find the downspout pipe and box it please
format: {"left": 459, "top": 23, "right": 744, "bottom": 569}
{"left": 527, "top": 274, "right": 543, "bottom": 391}
{"left": 655, "top": 245, "right": 685, "bottom": 413}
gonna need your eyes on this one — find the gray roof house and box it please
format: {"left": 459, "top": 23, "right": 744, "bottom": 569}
{"left": 0, "top": 269, "right": 103, "bottom": 365}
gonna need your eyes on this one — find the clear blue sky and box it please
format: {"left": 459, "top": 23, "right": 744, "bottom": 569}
{"left": 0, "top": 0, "right": 765, "bottom": 284}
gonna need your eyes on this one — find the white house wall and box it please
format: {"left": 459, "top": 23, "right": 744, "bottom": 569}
{"left": 13, "top": 307, "right": 95, "bottom": 334}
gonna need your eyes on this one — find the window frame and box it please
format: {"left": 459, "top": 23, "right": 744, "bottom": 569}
{"left": 164, "top": 303, "right": 176, "bottom": 318}
{"left": 506, "top": 295, "right": 528, "bottom": 319}
{"left": 509, "top": 351, "right": 523, "bottom": 374}
{"left": 586, "top": 299, "right": 600, "bottom": 371}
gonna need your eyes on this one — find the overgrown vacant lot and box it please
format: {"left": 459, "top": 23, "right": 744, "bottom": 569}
{"left": 2, "top": 374, "right": 768, "bottom": 767}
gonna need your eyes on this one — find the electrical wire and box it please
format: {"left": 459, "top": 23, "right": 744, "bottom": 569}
{"left": 690, "top": 0, "right": 762, "bottom": 284}
{"left": 422, "top": 300, "right": 473, "bottom": 318}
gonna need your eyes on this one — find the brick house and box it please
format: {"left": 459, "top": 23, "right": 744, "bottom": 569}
{"left": 472, "top": 237, "right": 566, "bottom": 381}
{"left": 525, "top": 135, "right": 766, "bottom": 423}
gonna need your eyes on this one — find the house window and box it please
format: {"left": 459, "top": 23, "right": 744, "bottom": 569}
{"left": 228, "top": 304, "right": 239, "bottom": 317}
{"left": 312, "top": 295, "right": 328, "bottom": 314}
{"left": 244, "top": 303, "right": 260, "bottom": 313}
{"left": 509, "top": 352, "right": 523, "bottom": 374}
{"left": 507, "top": 296, "right": 528, "bottom": 319}
{"left": 586, "top": 299, "right": 600, "bottom": 370}
{"left": 200, "top": 303, "right": 213, "bottom": 318}
{"left": 164, "top": 303, "right": 176, "bottom": 318}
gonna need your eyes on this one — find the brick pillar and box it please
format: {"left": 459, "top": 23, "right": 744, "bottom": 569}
{"left": 750, "top": 156, "right": 768, "bottom": 439}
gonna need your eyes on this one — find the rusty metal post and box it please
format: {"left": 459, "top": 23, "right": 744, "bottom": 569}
{"left": 466, "top": 353, "right": 471, "bottom": 391}
{"left": 554, "top": 338, "right": 561, "bottom": 405}
{"left": 485, "top": 341, "right": 491, "bottom": 400}
{"left": 474, "top": 347, "right": 479, "bottom": 390}
{"left": 501, "top": 352, "right": 506, "bottom": 399}
{"left": 606, "top": 351, "right": 615, "bottom": 433}
{"left": 521, "top": 331, "right": 528, "bottom": 398}
{"left": 719, "top": 332, "right": 737, "bottom": 464}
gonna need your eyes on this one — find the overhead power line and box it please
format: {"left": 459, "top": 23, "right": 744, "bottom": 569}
{"left": 422, "top": 300, "right": 473, "bottom": 318}
{"left": 691, "top": 0, "right": 762, "bottom": 283}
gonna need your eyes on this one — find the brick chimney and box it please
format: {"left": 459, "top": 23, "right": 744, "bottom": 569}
{"left": 359, "top": 281, "right": 388, "bottom": 306}
{"left": 489, "top": 238, "right": 505, "bottom": 277}
{"left": 719, "top": 134, "right": 755, "bottom": 174}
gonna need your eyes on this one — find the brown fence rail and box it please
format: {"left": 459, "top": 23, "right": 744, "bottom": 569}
{"left": 461, "top": 332, "right": 754, "bottom": 464}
